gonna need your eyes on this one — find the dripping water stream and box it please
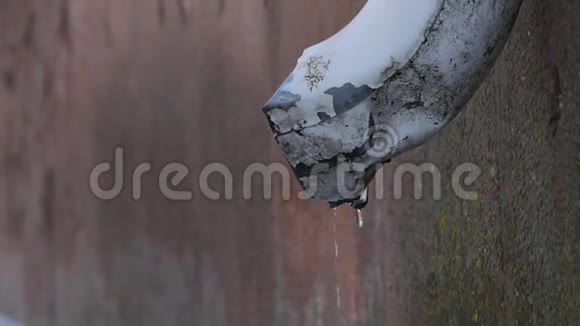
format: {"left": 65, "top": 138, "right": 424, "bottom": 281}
{"left": 332, "top": 208, "right": 341, "bottom": 319}
{"left": 332, "top": 207, "right": 364, "bottom": 323}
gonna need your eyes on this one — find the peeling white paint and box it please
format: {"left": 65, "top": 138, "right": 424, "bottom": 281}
{"left": 266, "top": 0, "right": 441, "bottom": 133}
{"left": 297, "top": 0, "right": 440, "bottom": 89}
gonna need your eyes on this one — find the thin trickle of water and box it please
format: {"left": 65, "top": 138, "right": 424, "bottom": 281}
{"left": 356, "top": 209, "right": 364, "bottom": 228}
{"left": 332, "top": 208, "right": 341, "bottom": 313}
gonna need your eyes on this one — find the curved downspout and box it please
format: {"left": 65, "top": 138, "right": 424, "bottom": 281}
{"left": 263, "top": 0, "right": 523, "bottom": 210}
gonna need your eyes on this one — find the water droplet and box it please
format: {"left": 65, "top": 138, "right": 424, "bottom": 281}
{"left": 332, "top": 208, "right": 341, "bottom": 311}
{"left": 356, "top": 209, "right": 364, "bottom": 228}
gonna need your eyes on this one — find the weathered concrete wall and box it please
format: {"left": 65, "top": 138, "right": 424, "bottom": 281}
{"left": 0, "top": 0, "right": 577, "bottom": 325}
{"left": 373, "top": 0, "right": 579, "bottom": 324}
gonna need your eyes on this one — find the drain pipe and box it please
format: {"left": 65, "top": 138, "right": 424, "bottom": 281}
{"left": 263, "top": 0, "right": 522, "bottom": 212}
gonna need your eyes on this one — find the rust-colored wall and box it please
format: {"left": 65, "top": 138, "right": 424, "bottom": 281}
{"left": 1, "top": 1, "right": 370, "bottom": 325}
{"left": 1, "top": 0, "right": 578, "bottom": 325}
